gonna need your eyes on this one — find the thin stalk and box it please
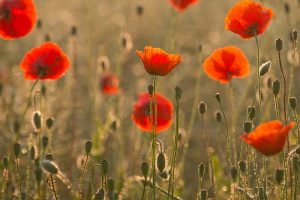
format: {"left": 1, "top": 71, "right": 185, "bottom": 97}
{"left": 274, "top": 97, "right": 281, "bottom": 121}
{"left": 142, "top": 176, "right": 147, "bottom": 200}
{"left": 50, "top": 174, "right": 59, "bottom": 200}
{"left": 78, "top": 153, "right": 89, "bottom": 199}
{"left": 263, "top": 157, "right": 267, "bottom": 199}
{"left": 15, "top": 158, "right": 22, "bottom": 199}
{"left": 291, "top": 109, "right": 300, "bottom": 144}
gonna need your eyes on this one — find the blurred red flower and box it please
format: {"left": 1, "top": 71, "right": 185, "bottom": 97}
{"left": 241, "top": 121, "right": 295, "bottom": 156}
{"left": 136, "top": 46, "right": 182, "bottom": 76}
{"left": 169, "top": 0, "right": 198, "bottom": 12}
{"left": 132, "top": 93, "right": 173, "bottom": 134}
{"left": 100, "top": 73, "right": 119, "bottom": 95}
{"left": 20, "top": 42, "right": 70, "bottom": 80}
{"left": 203, "top": 46, "right": 250, "bottom": 84}
{"left": 0, "top": 0, "right": 37, "bottom": 40}
{"left": 225, "top": 0, "right": 273, "bottom": 39}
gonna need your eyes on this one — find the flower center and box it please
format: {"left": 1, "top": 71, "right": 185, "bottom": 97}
{"left": 37, "top": 65, "right": 49, "bottom": 77}
{"left": 0, "top": 6, "right": 10, "bottom": 20}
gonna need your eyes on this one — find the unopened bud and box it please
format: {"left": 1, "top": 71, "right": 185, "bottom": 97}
{"left": 136, "top": 5, "right": 144, "bottom": 16}
{"left": 14, "top": 143, "right": 21, "bottom": 158}
{"left": 276, "top": 38, "right": 283, "bottom": 51}
{"left": 289, "top": 97, "right": 297, "bottom": 110}
{"left": 198, "top": 163, "right": 205, "bottom": 177}
{"left": 259, "top": 61, "right": 272, "bottom": 77}
{"left": 215, "top": 111, "right": 222, "bottom": 122}
{"left": 198, "top": 101, "right": 207, "bottom": 114}
{"left": 230, "top": 166, "right": 238, "bottom": 182}
{"left": 45, "top": 154, "right": 54, "bottom": 161}
{"left": 275, "top": 169, "right": 284, "bottom": 184}
{"left": 156, "top": 152, "right": 166, "bottom": 173}
{"left": 248, "top": 106, "right": 256, "bottom": 120}
{"left": 42, "top": 136, "right": 49, "bottom": 149}
{"left": 101, "top": 159, "right": 109, "bottom": 175}
{"left": 32, "top": 111, "right": 41, "bottom": 130}
{"left": 243, "top": 121, "right": 252, "bottom": 133}
{"left": 292, "top": 29, "right": 298, "bottom": 42}
{"left": 71, "top": 26, "right": 77, "bottom": 36}
{"left": 239, "top": 161, "right": 247, "bottom": 173}
{"left": 46, "top": 117, "right": 54, "bottom": 129}
{"left": 141, "top": 161, "right": 149, "bottom": 177}
{"left": 215, "top": 93, "right": 221, "bottom": 102}
{"left": 272, "top": 80, "right": 281, "bottom": 97}
{"left": 284, "top": 3, "right": 290, "bottom": 14}
{"left": 148, "top": 85, "right": 154, "bottom": 96}
{"left": 85, "top": 140, "right": 92, "bottom": 154}
{"left": 3, "top": 157, "right": 9, "bottom": 169}
{"left": 37, "top": 19, "right": 42, "bottom": 29}
{"left": 42, "top": 160, "right": 58, "bottom": 174}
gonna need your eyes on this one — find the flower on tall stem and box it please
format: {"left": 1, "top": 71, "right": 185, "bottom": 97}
{"left": 240, "top": 121, "right": 295, "bottom": 156}
{"left": 225, "top": 0, "right": 273, "bottom": 39}
{"left": 203, "top": 46, "right": 250, "bottom": 84}
{"left": 136, "top": 46, "right": 182, "bottom": 76}
{"left": 20, "top": 42, "right": 70, "bottom": 80}
{"left": 0, "top": 0, "right": 37, "bottom": 40}
{"left": 100, "top": 73, "right": 119, "bottom": 95}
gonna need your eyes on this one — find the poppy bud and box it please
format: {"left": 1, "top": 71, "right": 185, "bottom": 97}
{"left": 46, "top": 117, "right": 54, "bottom": 129}
{"left": 198, "top": 44, "right": 203, "bottom": 53}
{"left": 136, "top": 4, "right": 144, "bottom": 16}
{"left": 258, "top": 187, "right": 266, "bottom": 200}
{"left": 230, "top": 166, "right": 238, "bottom": 182}
{"left": 156, "top": 152, "right": 166, "bottom": 173}
{"left": 292, "top": 29, "right": 298, "bottom": 42}
{"left": 107, "top": 178, "right": 114, "bottom": 192}
{"left": 215, "top": 93, "right": 221, "bottom": 102}
{"left": 275, "top": 169, "right": 284, "bottom": 184}
{"left": 289, "top": 97, "right": 297, "bottom": 110}
{"left": 247, "top": 106, "right": 256, "bottom": 120}
{"left": 215, "top": 111, "right": 222, "bottom": 122}
{"left": 14, "top": 143, "right": 21, "bottom": 158}
{"left": 175, "top": 86, "right": 182, "bottom": 101}
{"left": 35, "top": 166, "right": 42, "bottom": 183}
{"left": 45, "top": 154, "right": 54, "bottom": 161}
{"left": 272, "top": 80, "right": 281, "bottom": 97}
{"left": 284, "top": 3, "right": 290, "bottom": 14}
{"left": 85, "top": 140, "right": 92, "bottom": 154}
{"left": 3, "top": 156, "right": 9, "bottom": 169}
{"left": 94, "top": 188, "right": 105, "bottom": 200}
{"left": 71, "top": 26, "right": 77, "bottom": 36}
{"left": 239, "top": 161, "right": 246, "bottom": 173}
{"left": 30, "top": 146, "right": 36, "bottom": 160}
{"left": 259, "top": 61, "right": 272, "bottom": 77}
{"left": 42, "top": 160, "right": 58, "bottom": 174}
{"left": 292, "top": 156, "right": 299, "bottom": 172}
{"left": 200, "top": 189, "right": 208, "bottom": 200}
{"left": 148, "top": 85, "right": 154, "bottom": 96}
{"left": 32, "top": 111, "right": 41, "bottom": 130}
{"left": 243, "top": 121, "right": 252, "bottom": 133}
{"left": 198, "top": 163, "right": 205, "bottom": 178}
{"left": 42, "top": 136, "right": 49, "bottom": 149}
{"left": 101, "top": 159, "right": 109, "bottom": 175}
{"left": 276, "top": 38, "right": 283, "bottom": 52}
{"left": 37, "top": 19, "right": 42, "bottom": 30}
{"left": 44, "top": 34, "right": 51, "bottom": 42}
{"left": 141, "top": 161, "right": 149, "bottom": 177}
{"left": 198, "top": 101, "right": 207, "bottom": 114}
{"left": 110, "top": 120, "right": 118, "bottom": 131}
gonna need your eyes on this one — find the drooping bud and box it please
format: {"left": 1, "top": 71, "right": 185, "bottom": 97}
{"left": 198, "top": 163, "right": 205, "bottom": 178}
{"left": 215, "top": 93, "right": 221, "bottom": 102}
{"left": 230, "top": 166, "right": 238, "bottom": 182}
{"left": 32, "top": 111, "right": 41, "bottom": 130}
{"left": 272, "top": 80, "right": 281, "bottom": 97}
{"left": 46, "top": 117, "right": 54, "bottom": 129}
{"left": 259, "top": 61, "right": 272, "bottom": 77}
{"left": 289, "top": 97, "right": 297, "bottom": 110}
{"left": 85, "top": 140, "right": 93, "bottom": 154}
{"left": 198, "top": 101, "right": 207, "bottom": 114}
{"left": 276, "top": 38, "right": 283, "bottom": 52}
{"left": 275, "top": 169, "right": 284, "bottom": 184}
{"left": 42, "top": 160, "right": 58, "bottom": 174}
{"left": 156, "top": 152, "right": 166, "bottom": 173}
{"left": 243, "top": 121, "right": 252, "bottom": 133}
{"left": 141, "top": 161, "right": 149, "bottom": 177}
{"left": 175, "top": 86, "right": 182, "bottom": 101}
{"left": 101, "top": 159, "right": 109, "bottom": 175}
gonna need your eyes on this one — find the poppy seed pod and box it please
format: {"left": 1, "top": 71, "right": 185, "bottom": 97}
{"left": 42, "top": 160, "right": 58, "bottom": 174}
{"left": 243, "top": 121, "right": 252, "bottom": 133}
{"left": 230, "top": 166, "right": 238, "bottom": 182}
{"left": 215, "top": 111, "right": 222, "bottom": 122}
{"left": 272, "top": 80, "right": 281, "bottom": 97}
{"left": 107, "top": 178, "right": 114, "bottom": 192}
{"left": 13, "top": 143, "right": 21, "bottom": 158}
{"left": 276, "top": 38, "right": 283, "bottom": 52}
{"left": 198, "top": 101, "right": 207, "bottom": 114}
{"left": 175, "top": 86, "right": 182, "bottom": 101}
{"left": 85, "top": 140, "right": 92, "bottom": 154}
{"left": 94, "top": 188, "right": 105, "bottom": 200}
{"left": 2, "top": 157, "right": 9, "bottom": 169}
{"left": 148, "top": 85, "right": 154, "bottom": 96}
{"left": 101, "top": 159, "right": 109, "bottom": 175}
{"left": 248, "top": 106, "right": 256, "bottom": 120}
{"left": 200, "top": 189, "right": 208, "bottom": 200}
{"left": 46, "top": 117, "right": 54, "bottom": 129}
{"left": 239, "top": 161, "right": 246, "bottom": 173}
{"left": 292, "top": 29, "right": 298, "bottom": 42}
{"left": 141, "top": 161, "right": 149, "bottom": 177}
{"left": 42, "top": 136, "right": 49, "bottom": 149}
{"left": 259, "top": 61, "right": 272, "bottom": 77}
{"left": 215, "top": 93, "right": 221, "bottom": 102}
{"left": 198, "top": 163, "right": 205, "bottom": 178}
{"left": 156, "top": 152, "right": 166, "bottom": 173}
{"left": 289, "top": 97, "right": 297, "bottom": 110}
{"left": 32, "top": 111, "right": 41, "bottom": 130}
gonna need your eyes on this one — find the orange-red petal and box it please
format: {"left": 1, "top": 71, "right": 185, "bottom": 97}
{"left": 20, "top": 42, "right": 70, "bottom": 80}
{"left": 203, "top": 46, "right": 250, "bottom": 84}
{"left": 100, "top": 73, "right": 119, "bottom": 95}
{"left": 225, "top": 0, "right": 273, "bottom": 39}
{"left": 240, "top": 121, "right": 295, "bottom": 156}
{"left": 136, "top": 46, "right": 182, "bottom": 76}
{"left": 168, "top": 0, "right": 199, "bottom": 12}
{"left": 0, "top": 0, "right": 37, "bottom": 40}
{"left": 131, "top": 93, "right": 173, "bottom": 134}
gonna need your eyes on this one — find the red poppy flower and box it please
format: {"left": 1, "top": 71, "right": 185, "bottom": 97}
{"left": 168, "top": 0, "right": 198, "bottom": 12}
{"left": 20, "top": 42, "right": 70, "bottom": 80}
{"left": 100, "top": 73, "right": 119, "bottom": 95}
{"left": 0, "top": 0, "right": 37, "bottom": 40}
{"left": 136, "top": 46, "right": 182, "bottom": 76}
{"left": 225, "top": 0, "right": 273, "bottom": 39}
{"left": 132, "top": 93, "right": 173, "bottom": 134}
{"left": 203, "top": 46, "right": 250, "bottom": 84}
{"left": 241, "top": 121, "right": 295, "bottom": 156}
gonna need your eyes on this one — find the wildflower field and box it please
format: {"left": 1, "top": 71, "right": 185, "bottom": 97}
{"left": 1, "top": 0, "right": 300, "bottom": 199}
